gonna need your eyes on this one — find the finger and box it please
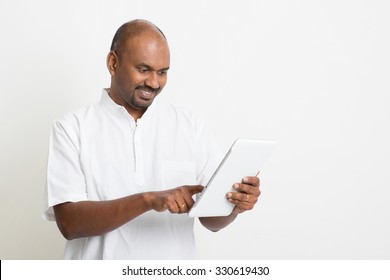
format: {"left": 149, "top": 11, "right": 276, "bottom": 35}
{"left": 183, "top": 193, "right": 195, "bottom": 209}
{"left": 173, "top": 185, "right": 201, "bottom": 209}
{"left": 227, "top": 197, "right": 255, "bottom": 212}
{"left": 242, "top": 176, "right": 260, "bottom": 187}
{"left": 177, "top": 201, "right": 188, "bottom": 213}
{"left": 186, "top": 185, "right": 204, "bottom": 196}
{"left": 233, "top": 183, "right": 261, "bottom": 196}
{"left": 166, "top": 198, "right": 180, "bottom": 214}
{"left": 227, "top": 191, "right": 255, "bottom": 203}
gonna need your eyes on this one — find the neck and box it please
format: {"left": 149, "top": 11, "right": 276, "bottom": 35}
{"left": 107, "top": 88, "right": 146, "bottom": 121}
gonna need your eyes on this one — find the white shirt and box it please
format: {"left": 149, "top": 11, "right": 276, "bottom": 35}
{"left": 43, "top": 89, "right": 220, "bottom": 259}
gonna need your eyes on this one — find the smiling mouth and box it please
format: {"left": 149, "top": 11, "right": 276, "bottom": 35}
{"left": 136, "top": 87, "right": 159, "bottom": 100}
{"left": 138, "top": 89, "right": 154, "bottom": 100}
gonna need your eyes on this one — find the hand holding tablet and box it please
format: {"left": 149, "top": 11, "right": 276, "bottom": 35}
{"left": 188, "top": 139, "right": 276, "bottom": 217}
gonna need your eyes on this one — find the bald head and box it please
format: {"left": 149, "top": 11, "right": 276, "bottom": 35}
{"left": 110, "top": 19, "right": 167, "bottom": 55}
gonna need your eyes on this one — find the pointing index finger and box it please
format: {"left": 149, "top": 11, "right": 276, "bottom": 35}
{"left": 187, "top": 185, "right": 204, "bottom": 196}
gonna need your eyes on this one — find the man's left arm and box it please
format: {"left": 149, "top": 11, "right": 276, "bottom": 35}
{"left": 198, "top": 176, "right": 260, "bottom": 231}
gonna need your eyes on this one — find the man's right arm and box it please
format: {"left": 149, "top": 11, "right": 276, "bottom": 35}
{"left": 54, "top": 193, "right": 150, "bottom": 240}
{"left": 54, "top": 185, "right": 203, "bottom": 240}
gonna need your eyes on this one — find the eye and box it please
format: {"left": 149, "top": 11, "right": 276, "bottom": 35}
{"left": 138, "top": 67, "right": 149, "bottom": 73}
{"left": 158, "top": 70, "right": 168, "bottom": 76}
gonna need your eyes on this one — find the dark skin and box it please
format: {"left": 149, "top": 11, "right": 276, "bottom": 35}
{"left": 54, "top": 20, "right": 261, "bottom": 240}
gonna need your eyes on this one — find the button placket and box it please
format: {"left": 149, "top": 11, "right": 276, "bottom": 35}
{"left": 133, "top": 120, "right": 145, "bottom": 186}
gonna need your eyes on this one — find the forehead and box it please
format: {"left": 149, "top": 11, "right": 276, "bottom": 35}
{"left": 121, "top": 32, "right": 170, "bottom": 67}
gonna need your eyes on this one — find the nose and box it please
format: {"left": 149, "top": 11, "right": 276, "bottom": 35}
{"left": 145, "top": 72, "right": 159, "bottom": 89}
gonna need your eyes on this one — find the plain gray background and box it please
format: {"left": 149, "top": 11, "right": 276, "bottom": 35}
{"left": 1, "top": 0, "right": 389, "bottom": 259}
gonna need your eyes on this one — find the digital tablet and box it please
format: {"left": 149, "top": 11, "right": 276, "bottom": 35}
{"left": 188, "top": 139, "right": 276, "bottom": 217}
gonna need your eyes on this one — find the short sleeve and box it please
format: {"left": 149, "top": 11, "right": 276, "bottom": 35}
{"left": 42, "top": 116, "right": 88, "bottom": 221}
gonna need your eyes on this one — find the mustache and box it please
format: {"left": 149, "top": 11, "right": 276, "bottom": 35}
{"left": 136, "top": 86, "right": 159, "bottom": 94}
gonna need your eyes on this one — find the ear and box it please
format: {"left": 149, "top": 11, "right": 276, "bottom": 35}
{"left": 106, "top": 51, "right": 118, "bottom": 75}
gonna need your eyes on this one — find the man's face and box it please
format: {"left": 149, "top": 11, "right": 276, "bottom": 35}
{"left": 108, "top": 32, "right": 170, "bottom": 118}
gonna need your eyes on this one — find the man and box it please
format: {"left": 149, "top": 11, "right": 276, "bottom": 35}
{"left": 43, "top": 19, "right": 261, "bottom": 259}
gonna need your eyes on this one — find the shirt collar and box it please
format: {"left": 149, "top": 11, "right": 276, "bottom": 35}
{"left": 100, "top": 88, "right": 157, "bottom": 122}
